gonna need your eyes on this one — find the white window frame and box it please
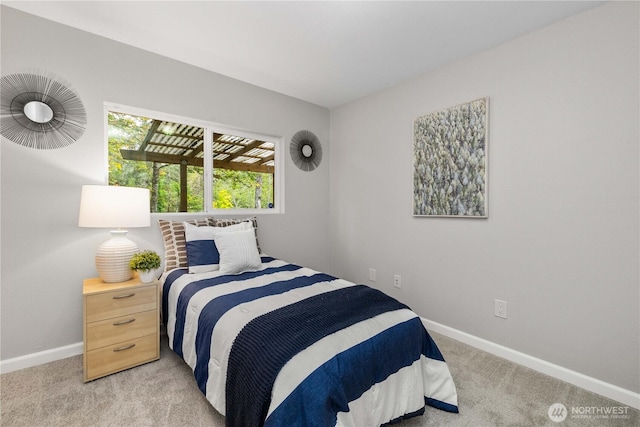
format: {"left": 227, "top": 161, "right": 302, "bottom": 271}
{"left": 104, "top": 102, "right": 284, "bottom": 215}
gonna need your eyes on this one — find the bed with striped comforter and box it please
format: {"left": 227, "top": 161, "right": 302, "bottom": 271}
{"left": 162, "top": 256, "right": 458, "bottom": 426}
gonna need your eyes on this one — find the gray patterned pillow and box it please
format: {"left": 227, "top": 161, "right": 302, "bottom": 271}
{"left": 213, "top": 217, "right": 261, "bottom": 254}
{"left": 159, "top": 218, "right": 215, "bottom": 271}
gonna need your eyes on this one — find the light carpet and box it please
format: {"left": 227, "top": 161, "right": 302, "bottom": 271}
{"left": 1, "top": 332, "right": 637, "bottom": 426}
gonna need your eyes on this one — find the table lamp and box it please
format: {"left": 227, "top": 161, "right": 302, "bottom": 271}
{"left": 78, "top": 185, "right": 150, "bottom": 283}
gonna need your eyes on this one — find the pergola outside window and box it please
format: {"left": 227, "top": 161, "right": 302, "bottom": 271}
{"left": 107, "top": 108, "right": 277, "bottom": 213}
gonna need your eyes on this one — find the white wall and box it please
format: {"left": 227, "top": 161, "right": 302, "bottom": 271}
{"left": 0, "top": 7, "right": 330, "bottom": 361}
{"left": 329, "top": 2, "right": 639, "bottom": 394}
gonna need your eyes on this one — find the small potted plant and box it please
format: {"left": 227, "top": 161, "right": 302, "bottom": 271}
{"left": 129, "top": 250, "right": 161, "bottom": 283}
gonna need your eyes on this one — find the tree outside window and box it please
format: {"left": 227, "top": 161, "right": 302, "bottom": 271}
{"left": 107, "top": 111, "right": 275, "bottom": 213}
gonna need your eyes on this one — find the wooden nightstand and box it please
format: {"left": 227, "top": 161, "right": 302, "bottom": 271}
{"left": 83, "top": 275, "right": 159, "bottom": 382}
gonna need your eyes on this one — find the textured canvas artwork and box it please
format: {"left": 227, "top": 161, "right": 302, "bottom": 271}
{"left": 413, "top": 98, "right": 488, "bottom": 217}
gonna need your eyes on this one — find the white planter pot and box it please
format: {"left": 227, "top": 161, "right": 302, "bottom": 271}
{"left": 138, "top": 270, "right": 156, "bottom": 283}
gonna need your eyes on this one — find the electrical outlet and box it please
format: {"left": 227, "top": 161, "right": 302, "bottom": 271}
{"left": 393, "top": 274, "right": 402, "bottom": 288}
{"left": 494, "top": 299, "right": 507, "bottom": 319}
{"left": 369, "top": 269, "right": 376, "bottom": 282}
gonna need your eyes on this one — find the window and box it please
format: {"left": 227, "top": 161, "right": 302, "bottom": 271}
{"left": 212, "top": 133, "right": 275, "bottom": 209}
{"left": 106, "top": 104, "right": 282, "bottom": 213}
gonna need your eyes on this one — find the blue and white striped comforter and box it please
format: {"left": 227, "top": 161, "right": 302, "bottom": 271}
{"left": 162, "top": 256, "right": 458, "bottom": 426}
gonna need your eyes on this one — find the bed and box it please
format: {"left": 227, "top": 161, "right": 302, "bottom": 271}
{"left": 159, "top": 218, "right": 458, "bottom": 426}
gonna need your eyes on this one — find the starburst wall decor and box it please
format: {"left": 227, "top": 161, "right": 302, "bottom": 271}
{"left": 0, "top": 73, "right": 86, "bottom": 149}
{"left": 290, "top": 130, "right": 322, "bottom": 172}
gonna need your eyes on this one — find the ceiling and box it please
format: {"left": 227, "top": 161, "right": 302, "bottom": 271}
{"left": 4, "top": 1, "right": 604, "bottom": 108}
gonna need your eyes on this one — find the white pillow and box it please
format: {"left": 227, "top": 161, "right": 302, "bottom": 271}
{"left": 184, "top": 221, "right": 250, "bottom": 273}
{"left": 216, "top": 227, "right": 262, "bottom": 275}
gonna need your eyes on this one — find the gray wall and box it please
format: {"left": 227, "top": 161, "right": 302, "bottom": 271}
{"left": 0, "top": 7, "right": 330, "bottom": 360}
{"left": 329, "top": 2, "right": 639, "bottom": 393}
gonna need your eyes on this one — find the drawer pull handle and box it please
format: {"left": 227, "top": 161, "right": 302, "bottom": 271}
{"left": 113, "top": 344, "right": 136, "bottom": 352}
{"left": 113, "top": 318, "right": 135, "bottom": 326}
{"left": 113, "top": 293, "right": 135, "bottom": 299}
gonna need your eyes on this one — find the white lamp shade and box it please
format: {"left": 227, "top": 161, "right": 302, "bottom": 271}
{"left": 78, "top": 185, "right": 150, "bottom": 283}
{"left": 78, "top": 185, "right": 150, "bottom": 228}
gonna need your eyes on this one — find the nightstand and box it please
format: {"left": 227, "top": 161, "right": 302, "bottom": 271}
{"left": 83, "top": 275, "right": 159, "bottom": 382}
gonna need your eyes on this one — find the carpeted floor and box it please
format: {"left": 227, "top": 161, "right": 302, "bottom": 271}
{"left": 1, "top": 332, "right": 637, "bottom": 426}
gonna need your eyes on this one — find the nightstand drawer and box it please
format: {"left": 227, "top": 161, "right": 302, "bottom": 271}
{"left": 85, "top": 285, "right": 157, "bottom": 323}
{"left": 86, "top": 310, "right": 158, "bottom": 351}
{"left": 85, "top": 334, "right": 158, "bottom": 380}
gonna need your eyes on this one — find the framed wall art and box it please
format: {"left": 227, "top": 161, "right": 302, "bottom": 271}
{"left": 413, "top": 97, "right": 488, "bottom": 218}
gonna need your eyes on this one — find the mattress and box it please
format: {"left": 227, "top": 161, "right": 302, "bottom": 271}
{"left": 162, "top": 256, "right": 458, "bottom": 426}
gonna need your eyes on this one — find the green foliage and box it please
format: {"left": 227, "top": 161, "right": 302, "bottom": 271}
{"left": 213, "top": 169, "right": 274, "bottom": 209}
{"left": 187, "top": 166, "right": 204, "bottom": 211}
{"left": 214, "top": 188, "right": 234, "bottom": 209}
{"left": 108, "top": 112, "right": 152, "bottom": 189}
{"left": 129, "top": 250, "right": 161, "bottom": 271}
{"left": 108, "top": 111, "right": 274, "bottom": 212}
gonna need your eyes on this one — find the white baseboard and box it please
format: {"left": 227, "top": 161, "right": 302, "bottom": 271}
{"left": 2, "top": 322, "right": 639, "bottom": 410}
{"left": 0, "top": 342, "right": 83, "bottom": 375}
{"left": 422, "top": 318, "right": 640, "bottom": 410}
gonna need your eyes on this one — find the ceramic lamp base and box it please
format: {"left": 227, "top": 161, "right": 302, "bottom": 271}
{"left": 95, "top": 230, "right": 138, "bottom": 283}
